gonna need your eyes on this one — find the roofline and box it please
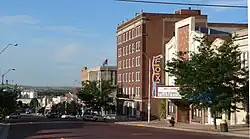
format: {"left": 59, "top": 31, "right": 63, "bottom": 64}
{"left": 207, "top": 22, "right": 247, "bottom": 27}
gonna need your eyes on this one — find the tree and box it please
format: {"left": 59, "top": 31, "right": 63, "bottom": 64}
{"left": 30, "top": 98, "right": 39, "bottom": 112}
{"left": 17, "top": 100, "right": 23, "bottom": 109}
{"left": 78, "top": 80, "right": 117, "bottom": 113}
{"left": 67, "top": 101, "right": 77, "bottom": 115}
{"left": 0, "top": 86, "right": 21, "bottom": 116}
{"left": 166, "top": 36, "right": 248, "bottom": 128}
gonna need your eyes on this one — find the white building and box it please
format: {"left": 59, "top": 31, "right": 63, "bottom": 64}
{"left": 17, "top": 89, "right": 38, "bottom": 104}
{"left": 165, "top": 16, "right": 248, "bottom": 125}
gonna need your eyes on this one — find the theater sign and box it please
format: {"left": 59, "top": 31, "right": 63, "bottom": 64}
{"left": 152, "top": 54, "right": 163, "bottom": 84}
{"left": 153, "top": 86, "right": 182, "bottom": 99}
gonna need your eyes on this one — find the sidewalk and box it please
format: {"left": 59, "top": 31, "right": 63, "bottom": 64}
{"left": 115, "top": 121, "right": 249, "bottom": 138}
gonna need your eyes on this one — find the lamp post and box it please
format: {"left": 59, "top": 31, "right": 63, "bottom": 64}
{"left": 2, "top": 68, "right": 15, "bottom": 85}
{"left": 0, "top": 44, "right": 18, "bottom": 55}
{"left": 142, "top": 52, "right": 151, "bottom": 124}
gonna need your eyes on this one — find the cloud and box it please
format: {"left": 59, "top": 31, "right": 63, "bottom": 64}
{"left": 0, "top": 15, "right": 98, "bottom": 37}
{"left": 54, "top": 43, "right": 83, "bottom": 64}
{"left": 0, "top": 15, "right": 40, "bottom": 25}
{"left": 35, "top": 25, "right": 98, "bottom": 37}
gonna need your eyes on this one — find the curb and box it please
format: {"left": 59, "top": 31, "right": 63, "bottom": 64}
{"left": 116, "top": 123, "right": 249, "bottom": 138}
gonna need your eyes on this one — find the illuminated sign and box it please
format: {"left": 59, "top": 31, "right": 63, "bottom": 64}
{"left": 152, "top": 54, "right": 163, "bottom": 84}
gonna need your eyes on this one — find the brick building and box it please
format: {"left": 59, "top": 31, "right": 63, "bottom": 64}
{"left": 116, "top": 9, "right": 247, "bottom": 120}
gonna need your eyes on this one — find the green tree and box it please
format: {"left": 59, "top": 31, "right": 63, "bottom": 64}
{"left": 78, "top": 80, "right": 116, "bottom": 113}
{"left": 166, "top": 36, "right": 248, "bottom": 128}
{"left": 30, "top": 98, "right": 39, "bottom": 112}
{"left": 0, "top": 86, "right": 21, "bottom": 116}
{"left": 67, "top": 101, "right": 77, "bottom": 115}
{"left": 17, "top": 100, "right": 23, "bottom": 109}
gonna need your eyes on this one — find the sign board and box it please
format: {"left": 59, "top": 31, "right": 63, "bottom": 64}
{"left": 152, "top": 54, "right": 163, "bottom": 84}
{"left": 153, "top": 86, "right": 182, "bottom": 99}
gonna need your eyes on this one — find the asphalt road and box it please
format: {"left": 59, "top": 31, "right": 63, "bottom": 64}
{"left": 2, "top": 115, "right": 248, "bottom": 139}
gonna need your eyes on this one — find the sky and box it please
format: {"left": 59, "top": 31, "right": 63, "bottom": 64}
{"left": 0, "top": 0, "right": 247, "bottom": 87}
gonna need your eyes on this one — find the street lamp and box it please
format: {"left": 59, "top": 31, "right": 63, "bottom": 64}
{"left": 2, "top": 68, "right": 15, "bottom": 85}
{"left": 142, "top": 52, "right": 151, "bottom": 124}
{"left": 0, "top": 43, "right": 18, "bottom": 55}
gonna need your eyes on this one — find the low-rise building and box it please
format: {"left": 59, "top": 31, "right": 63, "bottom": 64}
{"left": 164, "top": 16, "right": 248, "bottom": 125}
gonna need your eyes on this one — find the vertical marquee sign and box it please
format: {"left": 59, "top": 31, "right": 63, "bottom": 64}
{"left": 152, "top": 54, "right": 163, "bottom": 84}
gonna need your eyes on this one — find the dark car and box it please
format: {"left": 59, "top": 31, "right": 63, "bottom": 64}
{"left": 46, "top": 113, "right": 58, "bottom": 118}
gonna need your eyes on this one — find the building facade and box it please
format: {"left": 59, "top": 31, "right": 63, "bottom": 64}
{"left": 81, "top": 66, "right": 117, "bottom": 85}
{"left": 165, "top": 16, "right": 247, "bottom": 124}
{"left": 116, "top": 9, "right": 210, "bottom": 120}
{"left": 17, "top": 89, "right": 38, "bottom": 104}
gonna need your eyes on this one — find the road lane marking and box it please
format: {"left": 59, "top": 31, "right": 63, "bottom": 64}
{"left": 132, "top": 133, "right": 152, "bottom": 136}
{"left": 136, "top": 124, "right": 145, "bottom": 127}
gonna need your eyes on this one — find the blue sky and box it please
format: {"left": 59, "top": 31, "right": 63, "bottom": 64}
{"left": 0, "top": 0, "right": 247, "bottom": 86}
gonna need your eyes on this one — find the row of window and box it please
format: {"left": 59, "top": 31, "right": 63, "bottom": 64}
{"left": 117, "top": 71, "right": 141, "bottom": 83}
{"left": 118, "top": 41, "right": 141, "bottom": 57}
{"left": 241, "top": 51, "right": 249, "bottom": 68}
{"left": 117, "top": 25, "right": 142, "bottom": 44}
{"left": 118, "top": 56, "right": 141, "bottom": 70}
{"left": 122, "top": 87, "right": 141, "bottom": 97}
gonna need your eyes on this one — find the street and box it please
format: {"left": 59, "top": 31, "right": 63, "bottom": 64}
{"left": 1, "top": 115, "right": 247, "bottom": 139}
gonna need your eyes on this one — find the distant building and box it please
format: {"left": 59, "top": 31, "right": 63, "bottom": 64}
{"left": 81, "top": 66, "right": 117, "bottom": 85}
{"left": 17, "top": 89, "right": 38, "bottom": 104}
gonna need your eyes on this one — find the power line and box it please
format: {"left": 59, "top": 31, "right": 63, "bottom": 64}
{"left": 115, "top": 0, "right": 248, "bottom": 9}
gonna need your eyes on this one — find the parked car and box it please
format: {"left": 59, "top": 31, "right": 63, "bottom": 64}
{"left": 46, "top": 113, "right": 58, "bottom": 118}
{"left": 6, "top": 113, "right": 21, "bottom": 119}
{"left": 61, "top": 114, "right": 75, "bottom": 119}
{"left": 83, "top": 113, "right": 95, "bottom": 121}
{"left": 103, "top": 114, "right": 116, "bottom": 121}
{"left": 92, "top": 114, "right": 104, "bottom": 121}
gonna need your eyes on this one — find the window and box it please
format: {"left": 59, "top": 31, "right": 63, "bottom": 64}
{"left": 129, "top": 59, "right": 131, "bottom": 68}
{"left": 137, "top": 41, "right": 141, "bottom": 52}
{"left": 129, "top": 30, "right": 131, "bottom": 40}
{"left": 126, "top": 32, "right": 129, "bottom": 41}
{"left": 126, "top": 46, "right": 128, "bottom": 55}
{"left": 118, "top": 74, "right": 122, "bottom": 82}
{"left": 129, "top": 45, "right": 131, "bottom": 54}
{"left": 138, "top": 56, "right": 140, "bottom": 66}
{"left": 118, "top": 48, "right": 121, "bottom": 57}
{"left": 123, "top": 47, "right": 125, "bottom": 56}
{"left": 132, "top": 43, "right": 135, "bottom": 53}
{"left": 138, "top": 25, "right": 141, "bottom": 35}
{"left": 125, "top": 73, "right": 128, "bottom": 82}
{"left": 131, "top": 87, "right": 134, "bottom": 96}
{"left": 132, "top": 28, "right": 135, "bottom": 38}
{"left": 136, "top": 56, "right": 140, "bottom": 67}
{"left": 136, "top": 87, "right": 141, "bottom": 96}
{"left": 138, "top": 87, "right": 140, "bottom": 97}
{"left": 126, "top": 59, "right": 128, "bottom": 69}
{"left": 123, "top": 73, "right": 125, "bottom": 82}
{"left": 136, "top": 27, "right": 138, "bottom": 37}
{"left": 132, "top": 58, "right": 134, "bottom": 67}
{"left": 129, "top": 72, "right": 131, "bottom": 82}
{"left": 123, "top": 88, "right": 125, "bottom": 94}
{"left": 128, "top": 87, "right": 131, "bottom": 96}
{"left": 125, "top": 88, "right": 128, "bottom": 95}
{"left": 131, "top": 72, "right": 134, "bottom": 82}
{"left": 136, "top": 71, "right": 140, "bottom": 81}
{"left": 118, "top": 61, "right": 120, "bottom": 69}
{"left": 123, "top": 33, "right": 125, "bottom": 42}
{"left": 123, "top": 60, "right": 125, "bottom": 69}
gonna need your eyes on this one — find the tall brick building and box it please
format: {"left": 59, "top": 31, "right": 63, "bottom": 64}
{"left": 116, "top": 9, "right": 247, "bottom": 120}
